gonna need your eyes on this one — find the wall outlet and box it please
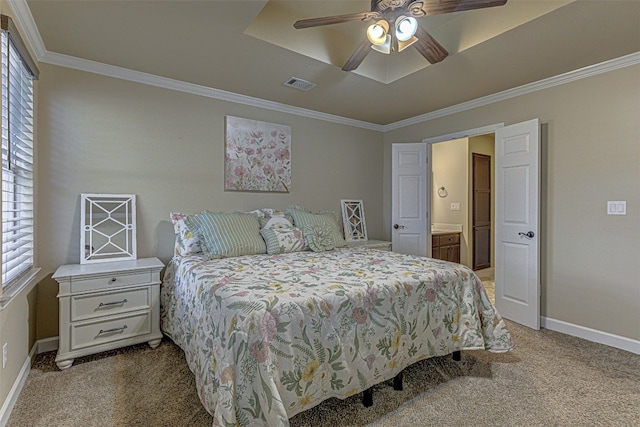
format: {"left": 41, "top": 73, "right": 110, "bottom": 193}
{"left": 450, "top": 202, "right": 461, "bottom": 211}
{"left": 2, "top": 343, "right": 7, "bottom": 369}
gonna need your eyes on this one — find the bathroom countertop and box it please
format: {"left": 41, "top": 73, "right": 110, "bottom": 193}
{"left": 431, "top": 223, "right": 463, "bottom": 235}
{"left": 431, "top": 229, "right": 460, "bottom": 235}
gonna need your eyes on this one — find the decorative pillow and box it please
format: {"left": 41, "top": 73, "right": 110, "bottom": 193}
{"left": 301, "top": 224, "right": 336, "bottom": 252}
{"left": 258, "top": 215, "right": 294, "bottom": 230}
{"left": 287, "top": 205, "right": 347, "bottom": 248}
{"left": 248, "top": 208, "right": 289, "bottom": 219}
{"left": 170, "top": 212, "right": 202, "bottom": 256}
{"left": 246, "top": 209, "right": 268, "bottom": 218}
{"left": 260, "top": 225, "right": 307, "bottom": 255}
{"left": 193, "top": 210, "right": 266, "bottom": 258}
{"left": 257, "top": 208, "right": 286, "bottom": 218}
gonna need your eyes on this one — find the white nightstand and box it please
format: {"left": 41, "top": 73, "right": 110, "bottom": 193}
{"left": 52, "top": 257, "right": 164, "bottom": 370}
{"left": 346, "top": 239, "right": 392, "bottom": 251}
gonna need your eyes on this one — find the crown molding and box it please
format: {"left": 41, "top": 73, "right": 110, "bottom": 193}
{"left": 383, "top": 51, "right": 640, "bottom": 132}
{"left": 7, "top": 1, "right": 383, "bottom": 131}
{"left": 39, "top": 51, "right": 385, "bottom": 132}
{"left": 8, "top": 0, "right": 640, "bottom": 134}
{"left": 40, "top": 49, "right": 640, "bottom": 134}
{"left": 6, "top": 0, "right": 46, "bottom": 59}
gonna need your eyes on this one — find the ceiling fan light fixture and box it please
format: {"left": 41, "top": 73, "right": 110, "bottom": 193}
{"left": 397, "top": 36, "right": 418, "bottom": 52}
{"left": 395, "top": 16, "right": 418, "bottom": 42}
{"left": 371, "top": 35, "right": 391, "bottom": 54}
{"left": 366, "top": 20, "right": 389, "bottom": 46}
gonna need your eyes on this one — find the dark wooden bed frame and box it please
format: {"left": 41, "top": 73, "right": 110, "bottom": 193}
{"left": 361, "top": 350, "right": 461, "bottom": 407}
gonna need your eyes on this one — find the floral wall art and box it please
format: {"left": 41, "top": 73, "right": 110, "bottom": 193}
{"left": 225, "top": 116, "right": 291, "bottom": 192}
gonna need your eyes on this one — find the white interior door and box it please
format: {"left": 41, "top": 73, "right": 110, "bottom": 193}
{"left": 391, "top": 143, "right": 429, "bottom": 256}
{"left": 495, "top": 119, "right": 540, "bottom": 329}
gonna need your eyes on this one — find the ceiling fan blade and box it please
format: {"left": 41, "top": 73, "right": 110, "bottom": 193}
{"left": 415, "top": 0, "right": 507, "bottom": 17}
{"left": 294, "top": 11, "right": 380, "bottom": 29}
{"left": 413, "top": 26, "right": 448, "bottom": 64}
{"left": 342, "top": 39, "right": 372, "bottom": 72}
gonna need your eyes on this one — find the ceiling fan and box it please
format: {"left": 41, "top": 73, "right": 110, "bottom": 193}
{"left": 294, "top": 0, "right": 507, "bottom": 72}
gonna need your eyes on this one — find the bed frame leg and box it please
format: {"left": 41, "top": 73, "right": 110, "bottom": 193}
{"left": 362, "top": 388, "right": 373, "bottom": 407}
{"left": 452, "top": 350, "right": 461, "bottom": 361}
{"left": 393, "top": 372, "right": 403, "bottom": 391}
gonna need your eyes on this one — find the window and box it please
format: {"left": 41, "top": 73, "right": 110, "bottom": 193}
{"left": 1, "top": 15, "right": 38, "bottom": 294}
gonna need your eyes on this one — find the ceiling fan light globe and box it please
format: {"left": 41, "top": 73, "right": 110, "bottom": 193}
{"left": 371, "top": 35, "right": 391, "bottom": 54}
{"left": 395, "top": 16, "right": 418, "bottom": 42}
{"left": 366, "top": 20, "right": 389, "bottom": 46}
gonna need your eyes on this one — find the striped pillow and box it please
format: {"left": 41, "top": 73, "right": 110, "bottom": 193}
{"left": 287, "top": 206, "right": 346, "bottom": 248}
{"left": 260, "top": 225, "right": 307, "bottom": 255}
{"left": 194, "top": 210, "right": 266, "bottom": 258}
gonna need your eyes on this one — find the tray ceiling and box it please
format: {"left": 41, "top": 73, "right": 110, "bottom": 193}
{"left": 25, "top": 0, "right": 640, "bottom": 125}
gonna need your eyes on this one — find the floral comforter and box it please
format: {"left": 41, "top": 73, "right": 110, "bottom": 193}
{"left": 160, "top": 248, "right": 513, "bottom": 427}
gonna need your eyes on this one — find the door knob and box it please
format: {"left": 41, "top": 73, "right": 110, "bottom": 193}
{"left": 518, "top": 231, "right": 535, "bottom": 238}
{"left": 393, "top": 224, "right": 405, "bottom": 230}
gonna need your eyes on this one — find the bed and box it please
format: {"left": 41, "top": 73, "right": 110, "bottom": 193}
{"left": 160, "top": 208, "right": 513, "bottom": 427}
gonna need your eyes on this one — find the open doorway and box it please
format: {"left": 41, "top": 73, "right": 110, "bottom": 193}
{"left": 430, "top": 134, "right": 495, "bottom": 302}
{"left": 394, "top": 120, "right": 540, "bottom": 326}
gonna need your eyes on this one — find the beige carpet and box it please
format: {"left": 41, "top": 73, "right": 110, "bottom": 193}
{"left": 8, "top": 321, "right": 640, "bottom": 427}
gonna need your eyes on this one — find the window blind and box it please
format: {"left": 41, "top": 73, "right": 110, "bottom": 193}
{"left": 1, "top": 19, "right": 36, "bottom": 289}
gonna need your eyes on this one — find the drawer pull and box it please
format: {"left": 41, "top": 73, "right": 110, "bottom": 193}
{"left": 98, "top": 299, "right": 128, "bottom": 308}
{"left": 98, "top": 325, "right": 127, "bottom": 335}
{"left": 110, "top": 277, "right": 117, "bottom": 283}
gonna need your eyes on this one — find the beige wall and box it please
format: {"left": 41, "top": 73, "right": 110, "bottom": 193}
{"left": 383, "top": 64, "right": 640, "bottom": 341}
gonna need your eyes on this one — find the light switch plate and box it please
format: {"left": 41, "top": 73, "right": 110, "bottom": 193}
{"left": 607, "top": 201, "right": 626, "bottom": 215}
{"left": 450, "top": 202, "right": 461, "bottom": 211}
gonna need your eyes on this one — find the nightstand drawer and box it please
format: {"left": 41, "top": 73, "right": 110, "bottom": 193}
{"left": 70, "top": 312, "right": 151, "bottom": 351}
{"left": 70, "top": 271, "right": 152, "bottom": 293}
{"left": 71, "top": 287, "right": 150, "bottom": 322}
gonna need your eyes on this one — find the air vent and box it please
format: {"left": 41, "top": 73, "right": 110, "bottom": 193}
{"left": 283, "top": 77, "right": 316, "bottom": 91}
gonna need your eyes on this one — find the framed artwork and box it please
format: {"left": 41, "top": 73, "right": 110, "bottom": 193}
{"left": 80, "top": 193, "right": 137, "bottom": 264}
{"left": 225, "top": 116, "right": 291, "bottom": 192}
{"left": 341, "top": 199, "right": 368, "bottom": 241}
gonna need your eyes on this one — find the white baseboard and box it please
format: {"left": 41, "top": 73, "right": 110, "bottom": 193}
{"left": 37, "top": 336, "right": 59, "bottom": 354}
{"left": 0, "top": 342, "right": 37, "bottom": 427}
{"left": 541, "top": 317, "right": 640, "bottom": 355}
{"left": 0, "top": 337, "right": 59, "bottom": 427}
